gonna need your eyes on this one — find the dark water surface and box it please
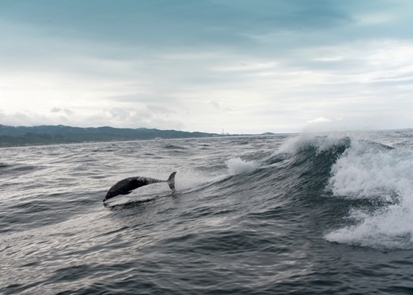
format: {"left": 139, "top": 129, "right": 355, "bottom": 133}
{"left": 1, "top": 131, "right": 413, "bottom": 294}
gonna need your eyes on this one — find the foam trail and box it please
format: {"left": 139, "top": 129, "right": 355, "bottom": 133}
{"left": 226, "top": 157, "right": 261, "bottom": 175}
{"left": 173, "top": 158, "right": 260, "bottom": 194}
{"left": 174, "top": 170, "right": 211, "bottom": 191}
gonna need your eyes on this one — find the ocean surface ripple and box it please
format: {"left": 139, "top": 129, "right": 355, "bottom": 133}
{"left": 1, "top": 130, "right": 413, "bottom": 294}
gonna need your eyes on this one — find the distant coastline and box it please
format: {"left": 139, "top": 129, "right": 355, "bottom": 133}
{"left": 0, "top": 124, "right": 223, "bottom": 148}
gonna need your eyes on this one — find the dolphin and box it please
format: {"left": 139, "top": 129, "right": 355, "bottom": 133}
{"left": 103, "top": 172, "right": 176, "bottom": 202}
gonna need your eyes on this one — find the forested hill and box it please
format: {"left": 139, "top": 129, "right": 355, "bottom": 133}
{"left": 0, "top": 125, "right": 218, "bottom": 147}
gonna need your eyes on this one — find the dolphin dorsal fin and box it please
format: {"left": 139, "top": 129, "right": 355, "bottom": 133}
{"left": 167, "top": 172, "right": 177, "bottom": 191}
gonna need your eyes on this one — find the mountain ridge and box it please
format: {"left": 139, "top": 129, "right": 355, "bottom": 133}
{"left": 0, "top": 124, "right": 219, "bottom": 147}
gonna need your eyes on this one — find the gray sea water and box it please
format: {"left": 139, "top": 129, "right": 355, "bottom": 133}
{"left": 1, "top": 130, "right": 413, "bottom": 294}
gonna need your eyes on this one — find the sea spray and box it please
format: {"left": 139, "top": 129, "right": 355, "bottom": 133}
{"left": 275, "top": 132, "right": 351, "bottom": 156}
{"left": 325, "top": 138, "right": 413, "bottom": 249}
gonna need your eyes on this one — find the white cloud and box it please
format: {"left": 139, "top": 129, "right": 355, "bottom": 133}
{"left": 308, "top": 117, "right": 332, "bottom": 123}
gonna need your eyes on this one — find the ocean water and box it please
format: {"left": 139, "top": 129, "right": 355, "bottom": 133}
{"left": 1, "top": 130, "right": 413, "bottom": 294}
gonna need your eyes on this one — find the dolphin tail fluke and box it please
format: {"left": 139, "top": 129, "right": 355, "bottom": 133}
{"left": 167, "top": 172, "right": 177, "bottom": 191}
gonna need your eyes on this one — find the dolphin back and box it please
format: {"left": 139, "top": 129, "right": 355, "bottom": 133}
{"left": 167, "top": 172, "right": 177, "bottom": 191}
{"left": 103, "top": 172, "right": 177, "bottom": 203}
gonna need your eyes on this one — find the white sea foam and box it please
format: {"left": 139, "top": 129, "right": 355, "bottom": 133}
{"left": 324, "top": 137, "right": 413, "bottom": 249}
{"left": 327, "top": 140, "right": 412, "bottom": 200}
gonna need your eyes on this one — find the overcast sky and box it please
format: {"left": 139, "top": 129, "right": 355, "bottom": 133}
{"left": 1, "top": 0, "right": 412, "bottom": 133}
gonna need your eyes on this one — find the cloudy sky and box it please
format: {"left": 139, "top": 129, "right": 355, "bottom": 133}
{"left": 1, "top": 0, "right": 412, "bottom": 133}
